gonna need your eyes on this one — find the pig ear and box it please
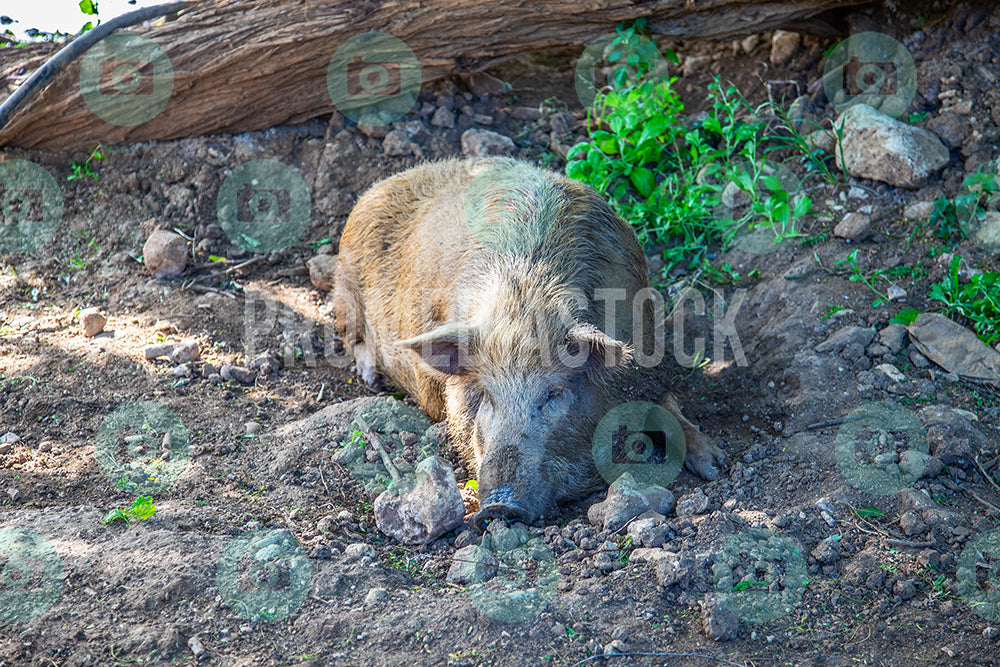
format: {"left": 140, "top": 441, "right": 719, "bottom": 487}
{"left": 397, "top": 324, "right": 477, "bottom": 376}
{"left": 566, "top": 323, "right": 632, "bottom": 372}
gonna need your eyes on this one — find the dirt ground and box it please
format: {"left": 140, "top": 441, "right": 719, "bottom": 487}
{"left": 3, "top": 2, "right": 1000, "bottom": 665}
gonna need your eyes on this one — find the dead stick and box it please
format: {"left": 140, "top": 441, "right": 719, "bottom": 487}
{"left": 975, "top": 454, "right": 1000, "bottom": 495}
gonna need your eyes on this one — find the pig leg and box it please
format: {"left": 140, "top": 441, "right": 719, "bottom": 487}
{"left": 659, "top": 393, "right": 726, "bottom": 481}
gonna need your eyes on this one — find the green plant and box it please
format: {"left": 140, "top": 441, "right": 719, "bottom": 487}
{"left": 835, "top": 249, "right": 891, "bottom": 307}
{"left": 929, "top": 255, "right": 1000, "bottom": 345}
{"left": 103, "top": 496, "right": 156, "bottom": 525}
{"left": 566, "top": 23, "right": 814, "bottom": 277}
{"left": 822, "top": 304, "right": 846, "bottom": 321}
{"left": 68, "top": 145, "right": 106, "bottom": 181}
{"left": 928, "top": 167, "right": 999, "bottom": 241}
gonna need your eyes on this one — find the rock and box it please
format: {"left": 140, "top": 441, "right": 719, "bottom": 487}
{"left": 815, "top": 325, "right": 876, "bottom": 354}
{"left": 835, "top": 104, "right": 949, "bottom": 188}
{"left": 893, "top": 579, "right": 916, "bottom": 600}
{"left": 974, "top": 211, "right": 1000, "bottom": 252}
{"left": 307, "top": 254, "right": 338, "bottom": 291}
{"left": 899, "top": 450, "right": 944, "bottom": 480}
{"left": 921, "top": 406, "right": 986, "bottom": 466}
{"left": 603, "top": 640, "right": 626, "bottom": 655}
{"left": 682, "top": 55, "right": 712, "bottom": 77}
{"left": 626, "top": 511, "right": 668, "bottom": 548}
{"left": 833, "top": 212, "right": 871, "bottom": 241}
{"left": 511, "top": 107, "right": 541, "bottom": 121}
{"left": 143, "top": 229, "right": 188, "bottom": 279}
{"left": 770, "top": 30, "right": 801, "bottom": 66}
{"left": 653, "top": 551, "right": 695, "bottom": 588}
{"left": 587, "top": 473, "right": 675, "bottom": 532}
{"left": 430, "top": 106, "right": 455, "bottom": 128}
{"left": 908, "top": 313, "right": 1000, "bottom": 383}
{"left": 187, "top": 635, "right": 207, "bottom": 661}
{"left": 343, "top": 543, "right": 375, "bottom": 562}
{"left": 79, "top": 307, "right": 107, "bottom": 337}
{"left": 220, "top": 364, "right": 255, "bottom": 385}
{"left": 460, "top": 129, "right": 515, "bottom": 157}
{"left": 886, "top": 285, "right": 907, "bottom": 301}
{"left": 900, "top": 487, "right": 963, "bottom": 526}
{"left": 809, "top": 130, "right": 836, "bottom": 154}
{"left": 465, "top": 71, "right": 507, "bottom": 97}
{"left": 740, "top": 34, "right": 760, "bottom": 54}
{"left": 364, "top": 587, "right": 388, "bottom": 604}
{"left": 170, "top": 339, "right": 200, "bottom": 364}
{"left": 899, "top": 511, "right": 926, "bottom": 536}
{"left": 984, "top": 626, "right": 1000, "bottom": 641}
{"left": 249, "top": 353, "right": 279, "bottom": 376}
{"left": 904, "top": 200, "right": 935, "bottom": 220}
{"left": 358, "top": 123, "right": 388, "bottom": 139}
{"left": 811, "top": 540, "right": 839, "bottom": 564}
{"left": 374, "top": 456, "right": 465, "bottom": 544}
{"left": 701, "top": 595, "right": 739, "bottom": 641}
{"left": 875, "top": 363, "right": 905, "bottom": 383}
{"left": 676, "top": 489, "right": 710, "bottom": 516}
{"left": 927, "top": 112, "right": 969, "bottom": 148}
{"left": 245, "top": 422, "right": 262, "bottom": 435}
{"left": 382, "top": 129, "right": 415, "bottom": 157}
{"left": 879, "top": 324, "right": 908, "bottom": 353}
{"left": 446, "top": 545, "right": 499, "bottom": 585}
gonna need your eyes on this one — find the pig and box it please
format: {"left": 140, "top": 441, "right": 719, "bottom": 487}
{"left": 332, "top": 157, "right": 725, "bottom": 522}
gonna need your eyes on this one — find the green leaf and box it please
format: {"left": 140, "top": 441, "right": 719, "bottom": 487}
{"left": 464, "top": 479, "right": 478, "bottom": 490}
{"left": 854, "top": 507, "right": 886, "bottom": 518}
{"left": 79, "top": 0, "right": 98, "bottom": 15}
{"left": 630, "top": 167, "right": 655, "bottom": 197}
{"left": 127, "top": 496, "right": 156, "bottom": 521}
{"left": 890, "top": 307, "right": 921, "bottom": 326}
{"left": 103, "top": 508, "right": 128, "bottom": 525}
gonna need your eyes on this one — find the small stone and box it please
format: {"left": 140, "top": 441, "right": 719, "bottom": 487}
{"left": 676, "top": 489, "right": 710, "bottom": 516}
{"left": 307, "top": 254, "right": 338, "bottom": 291}
{"left": 833, "top": 212, "right": 871, "bottom": 241}
{"left": 770, "top": 30, "right": 801, "bottom": 66}
{"left": 79, "top": 308, "right": 107, "bottom": 337}
{"left": 143, "top": 229, "right": 188, "bottom": 279}
{"left": 879, "top": 324, "right": 908, "bottom": 353}
{"left": 587, "top": 473, "right": 675, "bottom": 532}
{"left": 611, "top": 626, "right": 629, "bottom": 642}
{"left": 984, "top": 626, "right": 1000, "bottom": 641}
{"left": 245, "top": 422, "right": 262, "bottom": 435}
{"left": 220, "top": 364, "right": 255, "bottom": 385}
{"left": 144, "top": 344, "right": 174, "bottom": 361}
{"left": 446, "top": 545, "right": 498, "bottom": 585}
{"left": 899, "top": 511, "right": 926, "bottom": 536}
{"left": 170, "top": 339, "right": 200, "bottom": 364}
{"left": 171, "top": 364, "right": 192, "bottom": 378}
{"left": 430, "top": 106, "right": 455, "bottom": 128}
{"left": 187, "top": 635, "right": 207, "bottom": 661}
{"left": 904, "top": 201, "right": 935, "bottom": 220}
{"left": 0, "top": 432, "right": 21, "bottom": 445}
{"left": 811, "top": 540, "right": 840, "bottom": 564}
{"left": 701, "top": 595, "right": 739, "bottom": 641}
{"left": 909, "top": 349, "right": 930, "bottom": 368}
{"left": 460, "top": 129, "right": 515, "bottom": 157}
{"left": 875, "top": 363, "right": 906, "bottom": 383}
{"left": 382, "top": 129, "right": 414, "bottom": 157}
{"left": 740, "top": 34, "right": 760, "bottom": 54}
{"left": 374, "top": 456, "right": 465, "bottom": 544}
{"left": 887, "top": 285, "right": 907, "bottom": 301}
{"left": 343, "top": 543, "right": 375, "bottom": 561}
{"left": 364, "top": 587, "right": 388, "bottom": 604}
{"left": 893, "top": 579, "right": 916, "bottom": 600}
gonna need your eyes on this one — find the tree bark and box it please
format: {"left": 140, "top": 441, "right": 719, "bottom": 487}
{"left": 0, "top": 0, "right": 863, "bottom": 150}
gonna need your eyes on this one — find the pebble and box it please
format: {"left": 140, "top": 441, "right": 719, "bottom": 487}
{"left": 364, "top": 587, "right": 388, "bottom": 604}
{"left": 143, "top": 229, "right": 188, "bottom": 279}
{"left": 79, "top": 307, "right": 107, "bottom": 337}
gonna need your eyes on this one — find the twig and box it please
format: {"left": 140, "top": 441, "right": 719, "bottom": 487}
{"left": 184, "top": 285, "right": 237, "bottom": 299}
{"left": 883, "top": 539, "right": 935, "bottom": 549}
{"left": 354, "top": 414, "right": 402, "bottom": 483}
{"left": 976, "top": 454, "right": 1000, "bottom": 495}
{"left": 317, "top": 383, "right": 326, "bottom": 402}
{"left": 318, "top": 465, "right": 331, "bottom": 495}
{"left": 965, "top": 487, "right": 1000, "bottom": 515}
{"left": 806, "top": 417, "right": 847, "bottom": 430}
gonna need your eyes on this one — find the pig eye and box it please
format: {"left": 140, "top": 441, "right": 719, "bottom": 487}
{"left": 540, "top": 388, "right": 566, "bottom": 409}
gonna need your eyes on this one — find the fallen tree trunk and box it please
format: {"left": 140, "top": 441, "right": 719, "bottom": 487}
{"left": 0, "top": 0, "right": 864, "bottom": 150}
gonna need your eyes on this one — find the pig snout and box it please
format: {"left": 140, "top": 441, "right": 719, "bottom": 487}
{"left": 474, "top": 485, "right": 534, "bottom": 523}
{"left": 473, "top": 443, "right": 553, "bottom": 524}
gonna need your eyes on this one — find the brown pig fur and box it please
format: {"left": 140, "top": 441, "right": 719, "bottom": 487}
{"left": 333, "top": 158, "right": 724, "bottom": 520}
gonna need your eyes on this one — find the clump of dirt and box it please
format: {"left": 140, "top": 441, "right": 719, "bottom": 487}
{"left": 3, "top": 3, "right": 1000, "bottom": 666}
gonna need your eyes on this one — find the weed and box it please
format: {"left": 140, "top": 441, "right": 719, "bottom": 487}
{"left": 822, "top": 304, "right": 847, "bottom": 321}
{"left": 103, "top": 496, "right": 156, "bottom": 525}
{"left": 927, "top": 167, "right": 999, "bottom": 241}
{"left": 835, "top": 249, "right": 891, "bottom": 307}
{"left": 68, "top": 145, "right": 106, "bottom": 181}
{"left": 929, "top": 255, "right": 1000, "bottom": 345}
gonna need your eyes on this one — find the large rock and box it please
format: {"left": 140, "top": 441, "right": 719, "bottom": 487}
{"left": 835, "top": 104, "right": 949, "bottom": 188}
{"left": 374, "top": 456, "right": 465, "bottom": 544}
{"left": 143, "top": 229, "right": 188, "bottom": 279}
{"left": 587, "top": 473, "right": 675, "bottom": 532}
